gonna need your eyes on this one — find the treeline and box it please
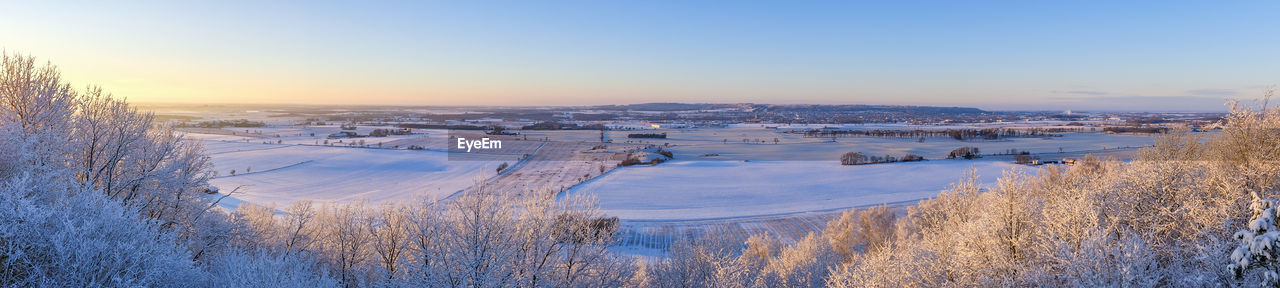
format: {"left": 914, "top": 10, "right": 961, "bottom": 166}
{"left": 521, "top": 122, "right": 607, "bottom": 130}
{"left": 395, "top": 123, "right": 489, "bottom": 130}
{"left": 368, "top": 128, "right": 412, "bottom": 137}
{"left": 1103, "top": 126, "right": 1169, "bottom": 134}
{"left": 840, "top": 152, "right": 925, "bottom": 165}
{"left": 175, "top": 119, "right": 266, "bottom": 128}
{"left": 626, "top": 132, "right": 667, "bottom": 139}
{"left": 801, "top": 127, "right": 1079, "bottom": 141}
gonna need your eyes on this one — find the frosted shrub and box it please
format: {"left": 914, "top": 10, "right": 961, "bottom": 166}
{"left": 0, "top": 176, "right": 203, "bottom": 287}
{"left": 1230, "top": 193, "right": 1280, "bottom": 285}
{"left": 205, "top": 248, "right": 336, "bottom": 288}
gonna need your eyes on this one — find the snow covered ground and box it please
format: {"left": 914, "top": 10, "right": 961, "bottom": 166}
{"left": 565, "top": 159, "right": 1031, "bottom": 221}
{"left": 195, "top": 125, "right": 1147, "bottom": 217}
{"left": 200, "top": 136, "right": 506, "bottom": 209}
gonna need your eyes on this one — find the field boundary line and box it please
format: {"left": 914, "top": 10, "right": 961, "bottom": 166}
{"left": 211, "top": 160, "right": 314, "bottom": 179}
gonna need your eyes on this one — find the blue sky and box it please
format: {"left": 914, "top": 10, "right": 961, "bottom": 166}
{"left": 1, "top": 1, "right": 1277, "bottom": 111}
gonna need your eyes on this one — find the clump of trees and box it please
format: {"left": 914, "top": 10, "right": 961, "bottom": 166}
{"left": 619, "top": 151, "right": 671, "bottom": 167}
{"left": 947, "top": 146, "right": 981, "bottom": 159}
{"left": 1013, "top": 151, "right": 1038, "bottom": 164}
{"left": 841, "top": 152, "right": 925, "bottom": 165}
{"left": 1103, "top": 126, "right": 1169, "bottom": 134}
{"left": 841, "top": 152, "right": 867, "bottom": 165}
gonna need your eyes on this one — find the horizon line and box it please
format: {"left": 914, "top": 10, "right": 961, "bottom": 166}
{"left": 131, "top": 100, "right": 1232, "bottom": 114}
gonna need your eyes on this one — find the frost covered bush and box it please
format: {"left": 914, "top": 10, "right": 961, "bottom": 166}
{"left": 636, "top": 229, "right": 840, "bottom": 288}
{"left": 204, "top": 248, "right": 337, "bottom": 288}
{"left": 0, "top": 176, "right": 203, "bottom": 287}
{"left": 1230, "top": 193, "right": 1280, "bottom": 285}
{"left": 824, "top": 205, "right": 897, "bottom": 260}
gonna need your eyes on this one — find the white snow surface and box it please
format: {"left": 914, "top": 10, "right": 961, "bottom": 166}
{"left": 565, "top": 159, "right": 1031, "bottom": 221}
{"left": 202, "top": 137, "right": 500, "bottom": 209}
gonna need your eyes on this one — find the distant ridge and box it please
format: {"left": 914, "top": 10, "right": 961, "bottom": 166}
{"left": 590, "top": 103, "right": 987, "bottom": 114}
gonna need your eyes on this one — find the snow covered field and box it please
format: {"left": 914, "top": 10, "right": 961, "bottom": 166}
{"left": 200, "top": 137, "right": 504, "bottom": 209}
{"left": 193, "top": 124, "right": 1153, "bottom": 217}
{"left": 565, "top": 159, "right": 1030, "bottom": 221}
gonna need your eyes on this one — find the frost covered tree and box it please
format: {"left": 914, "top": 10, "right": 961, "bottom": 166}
{"left": 0, "top": 52, "right": 204, "bottom": 286}
{"left": 1, "top": 52, "right": 332, "bottom": 287}
{"left": 755, "top": 233, "right": 836, "bottom": 287}
{"left": 439, "top": 184, "right": 522, "bottom": 287}
{"left": 637, "top": 228, "right": 841, "bottom": 288}
{"left": 640, "top": 231, "right": 740, "bottom": 287}
{"left": 320, "top": 202, "right": 374, "bottom": 287}
{"left": 824, "top": 205, "right": 896, "bottom": 262}
{"left": 405, "top": 197, "right": 448, "bottom": 285}
{"left": 0, "top": 53, "right": 77, "bottom": 196}
{"left": 368, "top": 203, "right": 411, "bottom": 284}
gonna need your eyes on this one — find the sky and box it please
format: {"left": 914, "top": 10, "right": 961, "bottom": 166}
{"left": 1, "top": 1, "right": 1277, "bottom": 111}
